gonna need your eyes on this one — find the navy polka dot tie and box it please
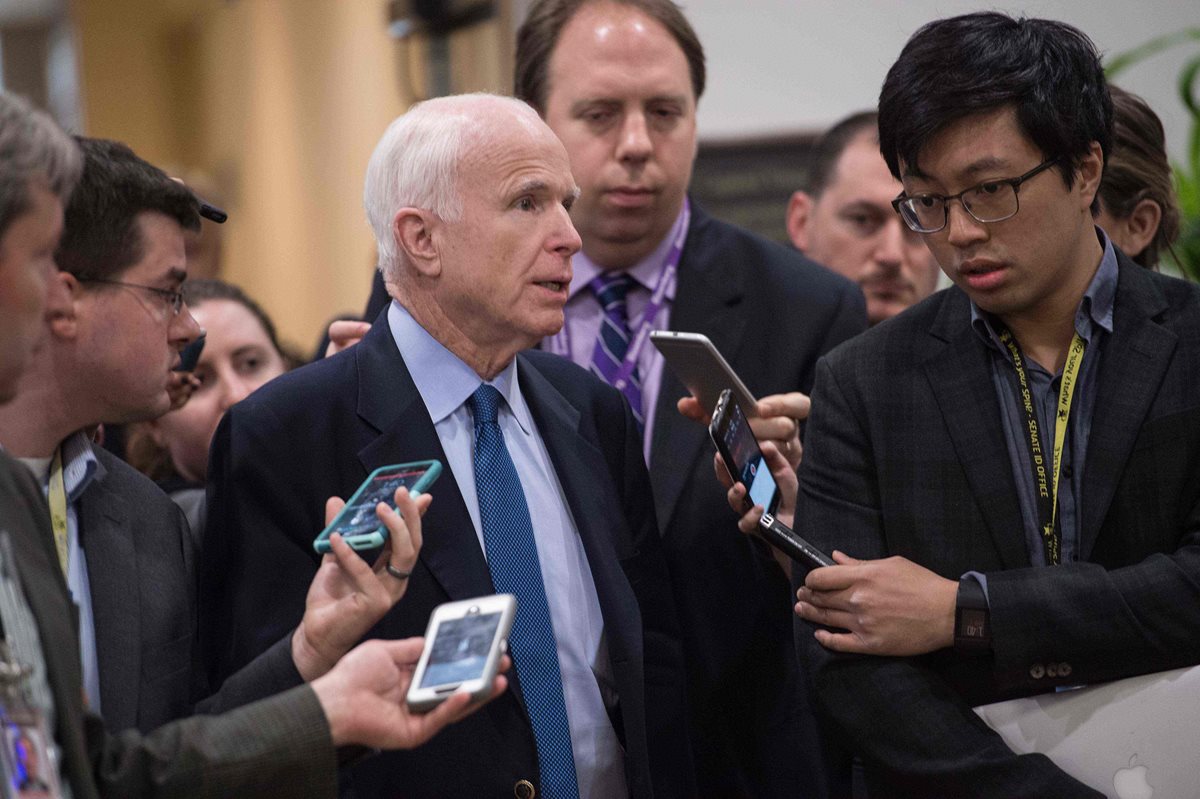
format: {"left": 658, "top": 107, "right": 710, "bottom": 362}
{"left": 469, "top": 385, "right": 580, "bottom": 798}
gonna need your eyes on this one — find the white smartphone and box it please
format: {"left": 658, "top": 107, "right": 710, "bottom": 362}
{"left": 406, "top": 593, "right": 517, "bottom": 713}
{"left": 650, "top": 330, "right": 758, "bottom": 417}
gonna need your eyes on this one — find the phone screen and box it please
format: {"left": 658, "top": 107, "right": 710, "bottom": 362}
{"left": 719, "top": 397, "right": 777, "bottom": 511}
{"left": 420, "top": 611, "right": 503, "bottom": 688}
{"left": 336, "top": 466, "right": 432, "bottom": 537}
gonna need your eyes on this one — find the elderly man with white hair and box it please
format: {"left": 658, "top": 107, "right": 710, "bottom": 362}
{"left": 200, "top": 94, "right": 694, "bottom": 799}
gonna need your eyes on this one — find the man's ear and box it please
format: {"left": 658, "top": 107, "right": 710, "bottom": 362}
{"left": 786, "top": 190, "right": 815, "bottom": 251}
{"left": 47, "top": 270, "right": 80, "bottom": 340}
{"left": 1076, "top": 141, "right": 1105, "bottom": 210}
{"left": 393, "top": 208, "right": 441, "bottom": 278}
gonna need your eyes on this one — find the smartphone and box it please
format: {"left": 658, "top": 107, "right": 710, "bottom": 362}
{"left": 174, "top": 333, "right": 206, "bottom": 373}
{"left": 758, "top": 512, "right": 835, "bottom": 571}
{"left": 709, "top": 388, "right": 779, "bottom": 513}
{"left": 709, "top": 389, "right": 834, "bottom": 571}
{"left": 406, "top": 593, "right": 517, "bottom": 713}
{"left": 312, "top": 460, "right": 442, "bottom": 553}
{"left": 650, "top": 330, "right": 758, "bottom": 417}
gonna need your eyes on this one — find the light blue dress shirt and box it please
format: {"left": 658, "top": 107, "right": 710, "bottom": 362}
{"left": 18, "top": 429, "right": 102, "bottom": 717}
{"left": 388, "top": 301, "right": 628, "bottom": 799}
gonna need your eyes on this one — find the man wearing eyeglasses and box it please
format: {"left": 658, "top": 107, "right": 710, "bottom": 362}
{"left": 0, "top": 136, "right": 437, "bottom": 739}
{"left": 0, "top": 137, "right": 205, "bottom": 734}
{"left": 727, "top": 12, "right": 1200, "bottom": 797}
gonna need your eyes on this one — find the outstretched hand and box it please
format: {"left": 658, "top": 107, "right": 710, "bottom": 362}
{"left": 292, "top": 487, "right": 430, "bottom": 681}
{"left": 313, "top": 637, "right": 509, "bottom": 750}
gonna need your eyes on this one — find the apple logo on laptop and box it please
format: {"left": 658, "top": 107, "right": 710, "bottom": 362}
{"left": 1113, "top": 755, "right": 1153, "bottom": 799}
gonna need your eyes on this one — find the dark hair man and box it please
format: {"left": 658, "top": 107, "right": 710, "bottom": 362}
{"left": 0, "top": 133, "right": 439, "bottom": 735}
{"left": 201, "top": 93, "right": 695, "bottom": 799}
{"left": 733, "top": 12, "right": 1200, "bottom": 797}
{"left": 0, "top": 90, "right": 494, "bottom": 799}
{"left": 515, "top": 3, "right": 867, "bottom": 795}
{"left": 787, "top": 111, "right": 940, "bottom": 325}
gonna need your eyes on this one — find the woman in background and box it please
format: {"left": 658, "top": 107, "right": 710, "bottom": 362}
{"left": 129, "top": 279, "right": 288, "bottom": 533}
{"left": 1094, "top": 85, "right": 1181, "bottom": 269}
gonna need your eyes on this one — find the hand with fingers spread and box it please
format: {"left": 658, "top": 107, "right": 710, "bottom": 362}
{"left": 795, "top": 552, "right": 958, "bottom": 657}
{"left": 292, "top": 486, "right": 429, "bottom": 681}
{"left": 314, "top": 637, "right": 510, "bottom": 750}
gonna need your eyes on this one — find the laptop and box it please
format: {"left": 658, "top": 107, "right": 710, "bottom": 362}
{"left": 974, "top": 665, "right": 1200, "bottom": 798}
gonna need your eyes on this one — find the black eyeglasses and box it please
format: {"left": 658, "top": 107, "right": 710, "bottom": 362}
{"left": 892, "top": 157, "right": 1061, "bottom": 234}
{"left": 79, "top": 278, "right": 185, "bottom": 316}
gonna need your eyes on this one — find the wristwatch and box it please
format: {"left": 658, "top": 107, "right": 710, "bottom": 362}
{"left": 954, "top": 575, "right": 992, "bottom": 653}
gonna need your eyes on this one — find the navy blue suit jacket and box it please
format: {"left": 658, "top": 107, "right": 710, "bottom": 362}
{"left": 200, "top": 316, "right": 694, "bottom": 798}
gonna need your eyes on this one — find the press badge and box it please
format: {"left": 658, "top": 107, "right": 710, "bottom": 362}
{"left": 0, "top": 648, "right": 62, "bottom": 799}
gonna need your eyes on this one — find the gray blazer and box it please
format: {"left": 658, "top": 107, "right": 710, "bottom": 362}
{"left": 0, "top": 450, "right": 335, "bottom": 799}
{"left": 794, "top": 253, "right": 1200, "bottom": 797}
{"left": 79, "top": 446, "right": 196, "bottom": 732}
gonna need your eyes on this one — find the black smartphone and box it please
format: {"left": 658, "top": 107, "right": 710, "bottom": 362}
{"left": 709, "top": 389, "right": 834, "bottom": 572}
{"left": 175, "top": 333, "right": 206, "bottom": 373}
{"left": 759, "top": 512, "right": 835, "bottom": 570}
{"left": 709, "top": 388, "right": 779, "bottom": 513}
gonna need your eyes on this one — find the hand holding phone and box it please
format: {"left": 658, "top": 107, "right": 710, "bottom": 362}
{"left": 710, "top": 389, "right": 779, "bottom": 514}
{"left": 406, "top": 594, "right": 517, "bottom": 713}
{"left": 710, "top": 389, "right": 833, "bottom": 572}
{"left": 314, "top": 461, "right": 443, "bottom": 553}
{"left": 293, "top": 487, "right": 431, "bottom": 681}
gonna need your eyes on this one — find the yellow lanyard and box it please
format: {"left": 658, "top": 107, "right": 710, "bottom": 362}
{"left": 47, "top": 447, "right": 69, "bottom": 575}
{"left": 997, "top": 327, "right": 1087, "bottom": 565}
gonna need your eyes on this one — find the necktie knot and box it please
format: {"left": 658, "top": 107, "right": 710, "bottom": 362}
{"left": 469, "top": 384, "right": 502, "bottom": 426}
{"left": 589, "top": 271, "right": 637, "bottom": 314}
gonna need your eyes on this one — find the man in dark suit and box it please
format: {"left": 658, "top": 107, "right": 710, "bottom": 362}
{"left": 202, "top": 93, "right": 693, "bottom": 799}
{"left": 732, "top": 13, "right": 1200, "bottom": 797}
{"left": 512, "top": 2, "right": 866, "bottom": 796}
{"left": 0, "top": 88, "right": 498, "bottom": 799}
{"left": 0, "top": 135, "right": 434, "bottom": 733}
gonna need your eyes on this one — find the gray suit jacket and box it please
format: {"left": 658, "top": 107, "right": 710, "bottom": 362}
{"left": 80, "top": 446, "right": 195, "bottom": 732}
{"left": 81, "top": 444, "right": 302, "bottom": 731}
{"left": 0, "top": 450, "right": 336, "bottom": 799}
{"left": 794, "top": 253, "right": 1200, "bottom": 797}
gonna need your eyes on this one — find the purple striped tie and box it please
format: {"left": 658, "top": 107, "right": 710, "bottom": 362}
{"left": 589, "top": 272, "right": 644, "bottom": 428}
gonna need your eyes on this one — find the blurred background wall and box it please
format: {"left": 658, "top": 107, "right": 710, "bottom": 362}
{"left": 0, "top": 0, "right": 1195, "bottom": 350}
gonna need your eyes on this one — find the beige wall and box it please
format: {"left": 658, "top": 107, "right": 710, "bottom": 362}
{"left": 71, "top": 0, "right": 510, "bottom": 350}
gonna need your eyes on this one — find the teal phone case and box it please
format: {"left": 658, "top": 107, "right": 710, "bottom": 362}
{"left": 313, "top": 460, "right": 442, "bottom": 553}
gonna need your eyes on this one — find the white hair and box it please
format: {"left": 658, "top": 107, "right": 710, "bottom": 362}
{"left": 363, "top": 93, "right": 544, "bottom": 283}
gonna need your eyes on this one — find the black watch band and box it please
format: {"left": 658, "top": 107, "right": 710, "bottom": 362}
{"left": 954, "top": 575, "right": 992, "bottom": 654}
